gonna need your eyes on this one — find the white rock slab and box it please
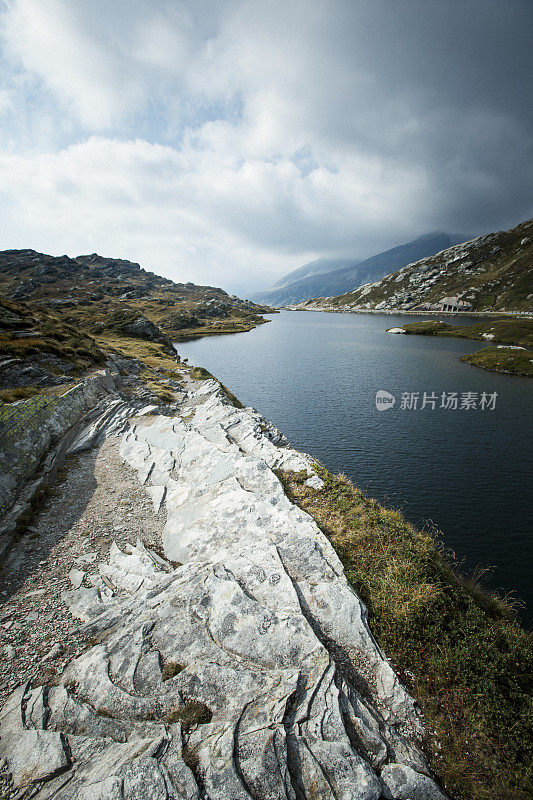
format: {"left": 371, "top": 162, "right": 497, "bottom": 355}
{"left": 0, "top": 378, "right": 448, "bottom": 800}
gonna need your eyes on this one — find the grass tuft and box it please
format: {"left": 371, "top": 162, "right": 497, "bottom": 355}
{"left": 161, "top": 660, "right": 185, "bottom": 681}
{"left": 461, "top": 346, "right": 533, "bottom": 377}
{"left": 190, "top": 366, "right": 213, "bottom": 381}
{"left": 163, "top": 700, "right": 212, "bottom": 730}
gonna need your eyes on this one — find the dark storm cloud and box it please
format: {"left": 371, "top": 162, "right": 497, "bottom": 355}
{"left": 0, "top": 0, "right": 531, "bottom": 290}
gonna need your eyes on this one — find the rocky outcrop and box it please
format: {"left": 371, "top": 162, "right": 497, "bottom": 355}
{"left": 0, "top": 377, "right": 448, "bottom": 799}
{"left": 0, "top": 361, "right": 170, "bottom": 560}
{"left": 90, "top": 311, "right": 177, "bottom": 356}
{"left": 0, "top": 373, "right": 116, "bottom": 532}
{"left": 195, "top": 299, "right": 230, "bottom": 318}
{"left": 0, "top": 249, "right": 273, "bottom": 324}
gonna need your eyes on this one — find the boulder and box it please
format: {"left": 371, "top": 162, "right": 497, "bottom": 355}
{"left": 92, "top": 312, "right": 176, "bottom": 355}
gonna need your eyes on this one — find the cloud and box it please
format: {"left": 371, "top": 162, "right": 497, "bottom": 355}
{"left": 0, "top": 0, "right": 531, "bottom": 292}
{"left": 0, "top": 0, "right": 226, "bottom": 129}
{"left": 0, "top": 135, "right": 431, "bottom": 291}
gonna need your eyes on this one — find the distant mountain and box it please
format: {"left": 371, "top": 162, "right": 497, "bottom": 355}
{"left": 300, "top": 218, "right": 533, "bottom": 313}
{"left": 269, "top": 257, "right": 359, "bottom": 290}
{"left": 250, "top": 233, "right": 468, "bottom": 306}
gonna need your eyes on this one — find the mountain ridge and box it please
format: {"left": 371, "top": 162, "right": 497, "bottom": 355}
{"left": 250, "top": 232, "right": 468, "bottom": 306}
{"left": 269, "top": 256, "right": 360, "bottom": 290}
{"left": 299, "top": 217, "right": 533, "bottom": 314}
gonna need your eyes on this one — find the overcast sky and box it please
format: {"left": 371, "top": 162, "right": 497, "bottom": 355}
{"left": 0, "top": 0, "right": 531, "bottom": 294}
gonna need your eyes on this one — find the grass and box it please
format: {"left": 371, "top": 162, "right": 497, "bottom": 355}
{"left": 0, "top": 296, "right": 106, "bottom": 393}
{"left": 169, "top": 317, "right": 267, "bottom": 340}
{"left": 0, "top": 325, "right": 105, "bottom": 365}
{"left": 0, "top": 383, "right": 76, "bottom": 404}
{"left": 94, "top": 334, "right": 180, "bottom": 371}
{"left": 277, "top": 467, "right": 533, "bottom": 800}
{"left": 220, "top": 383, "right": 244, "bottom": 408}
{"left": 190, "top": 366, "right": 214, "bottom": 381}
{"left": 159, "top": 369, "right": 184, "bottom": 380}
{"left": 161, "top": 660, "right": 185, "bottom": 681}
{"left": 163, "top": 700, "right": 212, "bottom": 729}
{"left": 73, "top": 303, "right": 270, "bottom": 343}
{"left": 60, "top": 295, "right": 271, "bottom": 343}
{"left": 0, "top": 386, "right": 41, "bottom": 403}
{"left": 462, "top": 346, "right": 533, "bottom": 377}
{"left": 399, "top": 317, "right": 533, "bottom": 347}
{"left": 139, "top": 370, "right": 177, "bottom": 403}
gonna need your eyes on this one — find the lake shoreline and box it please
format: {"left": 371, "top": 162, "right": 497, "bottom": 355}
{"left": 1, "top": 362, "right": 531, "bottom": 800}
{"left": 176, "top": 310, "right": 533, "bottom": 627}
{"left": 385, "top": 318, "right": 533, "bottom": 377}
{"left": 285, "top": 305, "right": 532, "bottom": 318}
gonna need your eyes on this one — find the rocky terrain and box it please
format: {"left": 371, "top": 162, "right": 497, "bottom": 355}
{"left": 0, "top": 359, "right": 450, "bottom": 799}
{"left": 0, "top": 249, "right": 273, "bottom": 341}
{"left": 0, "top": 246, "right": 531, "bottom": 799}
{"left": 250, "top": 233, "right": 466, "bottom": 307}
{"left": 298, "top": 218, "right": 533, "bottom": 314}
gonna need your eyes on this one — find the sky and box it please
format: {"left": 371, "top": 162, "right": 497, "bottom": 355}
{"left": 0, "top": 0, "right": 531, "bottom": 295}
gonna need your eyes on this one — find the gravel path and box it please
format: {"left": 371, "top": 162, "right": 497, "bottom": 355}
{"left": 0, "top": 432, "right": 165, "bottom": 709}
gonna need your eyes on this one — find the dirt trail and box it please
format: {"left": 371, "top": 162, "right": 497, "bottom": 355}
{"left": 0, "top": 433, "right": 165, "bottom": 709}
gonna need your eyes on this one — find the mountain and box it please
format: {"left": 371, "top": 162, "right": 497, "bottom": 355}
{"left": 268, "top": 257, "right": 359, "bottom": 290}
{"left": 0, "top": 249, "right": 273, "bottom": 341}
{"left": 250, "top": 233, "right": 467, "bottom": 306}
{"left": 300, "top": 217, "right": 533, "bottom": 313}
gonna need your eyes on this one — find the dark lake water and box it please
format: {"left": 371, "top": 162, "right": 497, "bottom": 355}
{"left": 176, "top": 310, "right": 533, "bottom": 626}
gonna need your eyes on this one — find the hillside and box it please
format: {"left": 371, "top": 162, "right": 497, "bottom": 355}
{"left": 301, "top": 218, "right": 533, "bottom": 313}
{"left": 251, "top": 232, "right": 466, "bottom": 306}
{"left": 0, "top": 249, "right": 273, "bottom": 341}
{"left": 261, "top": 256, "right": 359, "bottom": 292}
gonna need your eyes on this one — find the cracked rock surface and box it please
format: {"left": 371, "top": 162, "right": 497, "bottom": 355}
{"left": 0, "top": 377, "right": 448, "bottom": 799}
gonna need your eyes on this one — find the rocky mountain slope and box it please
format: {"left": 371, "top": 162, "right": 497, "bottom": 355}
{"left": 0, "top": 249, "right": 273, "bottom": 341}
{"left": 300, "top": 218, "right": 533, "bottom": 313}
{"left": 251, "top": 233, "right": 466, "bottom": 307}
